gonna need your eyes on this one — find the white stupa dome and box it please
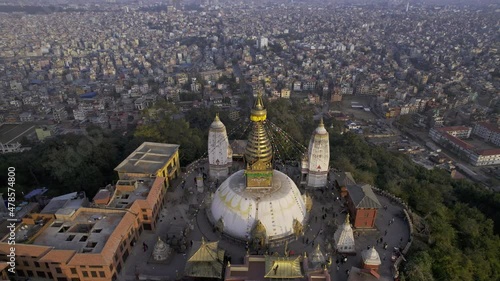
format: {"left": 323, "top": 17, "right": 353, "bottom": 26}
{"left": 210, "top": 170, "right": 307, "bottom": 240}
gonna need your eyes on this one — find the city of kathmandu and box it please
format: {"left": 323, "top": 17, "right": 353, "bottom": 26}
{"left": 0, "top": 0, "right": 499, "bottom": 281}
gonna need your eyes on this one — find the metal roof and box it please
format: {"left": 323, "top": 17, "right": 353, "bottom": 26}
{"left": 346, "top": 184, "right": 381, "bottom": 209}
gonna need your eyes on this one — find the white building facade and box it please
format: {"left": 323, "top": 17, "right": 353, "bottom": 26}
{"left": 304, "top": 118, "right": 330, "bottom": 188}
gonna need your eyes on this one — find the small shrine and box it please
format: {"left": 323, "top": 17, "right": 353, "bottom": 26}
{"left": 184, "top": 237, "right": 225, "bottom": 279}
{"left": 309, "top": 244, "right": 326, "bottom": 269}
{"left": 361, "top": 246, "right": 382, "bottom": 272}
{"left": 334, "top": 213, "right": 356, "bottom": 254}
{"left": 150, "top": 236, "right": 171, "bottom": 263}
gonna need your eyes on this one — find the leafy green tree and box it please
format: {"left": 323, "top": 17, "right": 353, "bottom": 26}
{"left": 134, "top": 116, "right": 205, "bottom": 166}
{"left": 404, "top": 251, "right": 435, "bottom": 281}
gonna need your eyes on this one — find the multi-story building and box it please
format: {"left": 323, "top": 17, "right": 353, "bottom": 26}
{"left": 73, "top": 109, "right": 87, "bottom": 122}
{"left": 293, "top": 81, "right": 302, "bottom": 91}
{"left": 429, "top": 126, "right": 471, "bottom": 142}
{"left": 280, "top": 88, "right": 291, "bottom": 99}
{"left": 53, "top": 106, "right": 68, "bottom": 122}
{"left": 93, "top": 177, "right": 167, "bottom": 231}
{"left": 429, "top": 126, "right": 500, "bottom": 166}
{"left": 19, "top": 112, "right": 34, "bottom": 122}
{"left": 0, "top": 207, "right": 141, "bottom": 281}
{"left": 470, "top": 149, "right": 500, "bottom": 166}
{"left": 114, "top": 142, "right": 180, "bottom": 189}
{"left": 473, "top": 122, "right": 500, "bottom": 146}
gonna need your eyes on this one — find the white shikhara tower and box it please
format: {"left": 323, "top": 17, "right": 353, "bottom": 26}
{"left": 305, "top": 118, "right": 330, "bottom": 188}
{"left": 334, "top": 213, "right": 356, "bottom": 254}
{"left": 208, "top": 114, "right": 232, "bottom": 180}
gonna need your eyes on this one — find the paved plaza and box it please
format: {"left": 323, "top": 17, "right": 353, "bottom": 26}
{"left": 118, "top": 161, "right": 411, "bottom": 281}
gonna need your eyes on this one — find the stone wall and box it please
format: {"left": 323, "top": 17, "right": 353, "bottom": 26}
{"left": 371, "top": 186, "right": 414, "bottom": 279}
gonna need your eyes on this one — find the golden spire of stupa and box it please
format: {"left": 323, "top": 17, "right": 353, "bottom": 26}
{"left": 244, "top": 90, "right": 273, "bottom": 188}
{"left": 250, "top": 91, "right": 267, "bottom": 122}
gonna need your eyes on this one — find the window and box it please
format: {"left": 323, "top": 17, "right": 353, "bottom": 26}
{"left": 57, "top": 278, "right": 67, "bottom": 281}
{"left": 82, "top": 271, "right": 88, "bottom": 277}
{"left": 143, "top": 214, "right": 149, "bottom": 220}
{"left": 99, "top": 271, "right": 105, "bottom": 277}
{"left": 27, "top": 270, "right": 34, "bottom": 277}
{"left": 70, "top": 268, "right": 77, "bottom": 274}
{"left": 109, "top": 264, "right": 113, "bottom": 272}
{"left": 18, "top": 270, "right": 25, "bottom": 277}
{"left": 37, "top": 271, "right": 46, "bottom": 278}
{"left": 91, "top": 271, "right": 97, "bottom": 278}
{"left": 23, "top": 260, "right": 29, "bottom": 267}
{"left": 56, "top": 268, "right": 62, "bottom": 274}
{"left": 122, "top": 249, "right": 129, "bottom": 263}
{"left": 34, "top": 262, "right": 40, "bottom": 267}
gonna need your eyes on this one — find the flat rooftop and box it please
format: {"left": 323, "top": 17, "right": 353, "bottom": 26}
{"left": 108, "top": 178, "right": 155, "bottom": 209}
{"left": 114, "top": 142, "right": 179, "bottom": 175}
{"left": 0, "top": 123, "right": 35, "bottom": 144}
{"left": 29, "top": 211, "right": 125, "bottom": 253}
{"left": 41, "top": 192, "right": 86, "bottom": 215}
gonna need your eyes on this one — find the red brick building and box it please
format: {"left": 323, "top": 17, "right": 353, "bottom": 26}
{"left": 345, "top": 184, "right": 381, "bottom": 229}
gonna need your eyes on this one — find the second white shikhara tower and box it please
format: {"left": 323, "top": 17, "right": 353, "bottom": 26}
{"left": 305, "top": 118, "right": 330, "bottom": 188}
{"left": 208, "top": 114, "right": 232, "bottom": 180}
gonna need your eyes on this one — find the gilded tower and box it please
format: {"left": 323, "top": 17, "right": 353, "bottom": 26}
{"left": 244, "top": 92, "right": 273, "bottom": 189}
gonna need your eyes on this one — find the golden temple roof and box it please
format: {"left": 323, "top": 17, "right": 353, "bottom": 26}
{"left": 264, "top": 255, "right": 303, "bottom": 279}
{"left": 185, "top": 238, "right": 225, "bottom": 278}
{"left": 187, "top": 237, "right": 222, "bottom": 262}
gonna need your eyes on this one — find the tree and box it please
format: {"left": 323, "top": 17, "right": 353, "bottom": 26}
{"left": 404, "top": 252, "right": 435, "bottom": 281}
{"left": 134, "top": 115, "right": 206, "bottom": 166}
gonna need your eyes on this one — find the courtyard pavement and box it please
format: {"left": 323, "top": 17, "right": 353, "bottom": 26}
{"left": 119, "top": 162, "right": 411, "bottom": 281}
